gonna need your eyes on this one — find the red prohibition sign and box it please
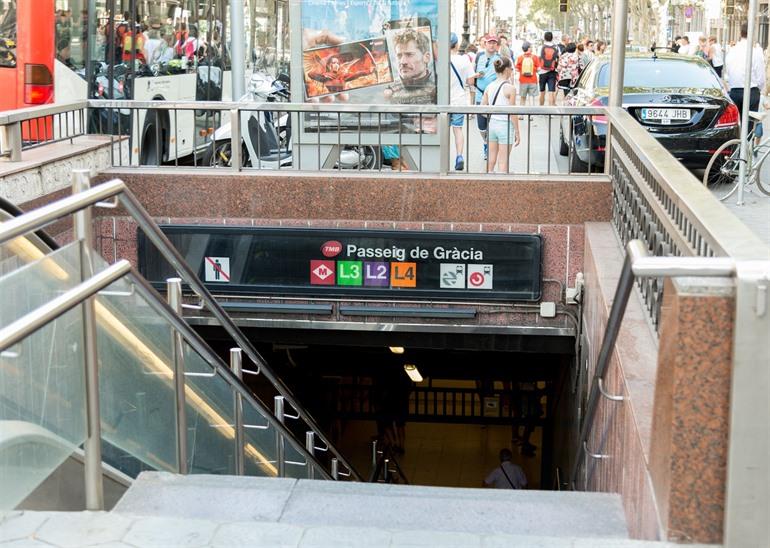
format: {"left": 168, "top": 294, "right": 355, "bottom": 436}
{"left": 469, "top": 272, "right": 485, "bottom": 287}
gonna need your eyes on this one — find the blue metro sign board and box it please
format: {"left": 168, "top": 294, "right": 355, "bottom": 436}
{"left": 138, "top": 227, "right": 543, "bottom": 302}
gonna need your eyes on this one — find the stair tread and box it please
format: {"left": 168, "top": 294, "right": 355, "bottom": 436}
{"left": 112, "top": 472, "right": 631, "bottom": 539}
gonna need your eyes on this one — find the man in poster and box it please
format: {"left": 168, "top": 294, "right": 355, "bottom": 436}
{"left": 384, "top": 28, "right": 436, "bottom": 105}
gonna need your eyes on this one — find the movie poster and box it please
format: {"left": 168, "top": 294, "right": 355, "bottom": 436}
{"left": 300, "top": 0, "right": 439, "bottom": 106}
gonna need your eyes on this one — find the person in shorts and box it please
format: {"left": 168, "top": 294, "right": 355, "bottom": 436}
{"left": 538, "top": 31, "right": 560, "bottom": 106}
{"left": 515, "top": 41, "right": 540, "bottom": 106}
{"left": 481, "top": 57, "right": 521, "bottom": 173}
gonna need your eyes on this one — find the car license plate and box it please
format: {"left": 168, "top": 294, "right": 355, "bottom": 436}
{"left": 641, "top": 108, "right": 690, "bottom": 125}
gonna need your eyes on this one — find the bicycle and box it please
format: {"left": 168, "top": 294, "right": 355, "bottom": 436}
{"left": 702, "top": 112, "right": 770, "bottom": 200}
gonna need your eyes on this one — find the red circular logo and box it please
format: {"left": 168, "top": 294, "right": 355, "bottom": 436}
{"left": 321, "top": 240, "right": 343, "bottom": 258}
{"left": 469, "top": 272, "right": 485, "bottom": 287}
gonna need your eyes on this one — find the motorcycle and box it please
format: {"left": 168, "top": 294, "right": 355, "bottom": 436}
{"left": 207, "top": 71, "right": 378, "bottom": 170}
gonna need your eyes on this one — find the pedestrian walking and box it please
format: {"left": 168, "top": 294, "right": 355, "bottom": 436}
{"left": 480, "top": 57, "right": 521, "bottom": 173}
{"left": 556, "top": 42, "right": 580, "bottom": 98}
{"left": 483, "top": 448, "right": 527, "bottom": 489}
{"left": 515, "top": 42, "right": 540, "bottom": 106}
{"left": 725, "top": 22, "right": 766, "bottom": 127}
{"left": 473, "top": 34, "right": 502, "bottom": 160}
{"left": 708, "top": 36, "right": 724, "bottom": 77}
{"left": 538, "top": 31, "right": 560, "bottom": 106}
{"left": 450, "top": 32, "right": 475, "bottom": 171}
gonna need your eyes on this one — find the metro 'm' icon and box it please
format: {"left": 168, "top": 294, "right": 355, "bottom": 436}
{"left": 310, "top": 260, "right": 336, "bottom": 285}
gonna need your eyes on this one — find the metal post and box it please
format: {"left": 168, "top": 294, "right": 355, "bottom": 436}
{"left": 737, "top": 0, "right": 759, "bottom": 206}
{"left": 371, "top": 439, "right": 378, "bottom": 469}
{"left": 5, "top": 122, "right": 22, "bottom": 162}
{"left": 274, "top": 396, "right": 285, "bottom": 477}
{"left": 72, "top": 169, "right": 103, "bottom": 510}
{"left": 460, "top": 0, "right": 470, "bottom": 53}
{"left": 438, "top": 112, "right": 450, "bottom": 175}
{"left": 230, "top": 0, "right": 245, "bottom": 101}
{"left": 230, "top": 109, "right": 241, "bottom": 172}
{"left": 331, "top": 458, "right": 339, "bottom": 480}
{"left": 231, "top": 348, "right": 244, "bottom": 476}
{"left": 305, "top": 431, "right": 315, "bottom": 480}
{"left": 166, "top": 278, "right": 188, "bottom": 475}
{"left": 608, "top": 0, "right": 628, "bottom": 108}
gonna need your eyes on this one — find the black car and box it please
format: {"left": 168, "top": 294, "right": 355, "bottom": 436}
{"left": 560, "top": 52, "right": 740, "bottom": 172}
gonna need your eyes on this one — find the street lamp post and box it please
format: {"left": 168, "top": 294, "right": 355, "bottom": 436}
{"left": 461, "top": 0, "right": 470, "bottom": 53}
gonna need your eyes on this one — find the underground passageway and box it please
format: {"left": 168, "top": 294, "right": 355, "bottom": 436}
{"left": 197, "top": 326, "right": 577, "bottom": 490}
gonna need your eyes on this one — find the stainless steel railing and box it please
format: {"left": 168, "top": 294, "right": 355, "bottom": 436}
{"left": 81, "top": 99, "right": 603, "bottom": 176}
{"left": 0, "top": 171, "right": 361, "bottom": 489}
{"left": 0, "top": 101, "right": 88, "bottom": 161}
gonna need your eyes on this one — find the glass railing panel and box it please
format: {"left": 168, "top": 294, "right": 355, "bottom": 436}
{"left": 241, "top": 400, "right": 279, "bottom": 478}
{"left": 0, "top": 242, "right": 87, "bottom": 509}
{"left": 283, "top": 438, "right": 310, "bottom": 480}
{"left": 95, "top": 273, "right": 177, "bottom": 476}
{"left": 183, "top": 343, "right": 236, "bottom": 475}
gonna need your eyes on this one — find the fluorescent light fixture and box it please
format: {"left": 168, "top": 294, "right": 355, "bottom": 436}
{"left": 403, "top": 364, "right": 423, "bottom": 383}
{"left": 389, "top": 346, "right": 405, "bottom": 354}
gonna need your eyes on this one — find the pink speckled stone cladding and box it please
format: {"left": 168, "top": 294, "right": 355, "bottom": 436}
{"left": 93, "top": 171, "right": 611, "bottom": 225}
{"left": 649, "top": 277, "right": 734, "bottom": 544}
{"left": 582, "top": 223, "right": 663, "bottom": 540}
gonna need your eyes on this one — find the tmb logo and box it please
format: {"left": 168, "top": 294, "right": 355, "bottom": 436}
{"left": 321, "top": 240, "right": 343, "bottom": 258}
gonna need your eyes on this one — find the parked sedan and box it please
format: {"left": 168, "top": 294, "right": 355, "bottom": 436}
{"left": 560, "top": 52, "right": 740, "bottom": 172}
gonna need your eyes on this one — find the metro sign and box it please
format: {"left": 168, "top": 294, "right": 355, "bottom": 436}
{"left": 310, "top": 260, "right": 336, "bottom": 285}
{"left": 321, "top": 240, "right": 343, "bottom": 258}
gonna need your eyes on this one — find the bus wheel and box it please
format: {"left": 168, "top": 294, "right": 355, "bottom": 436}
{"left": 140, "top": 110, "right": 165, "bottom": 166}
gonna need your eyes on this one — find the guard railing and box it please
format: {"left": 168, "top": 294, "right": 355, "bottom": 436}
{"left": 0, "top": 171, "right": 361, "bottom": 507}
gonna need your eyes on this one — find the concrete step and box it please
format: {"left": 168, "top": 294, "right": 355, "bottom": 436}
{"left": 113, "top": 472, "right": 630, "bottom": 539}
{"left": 1, "top": 509, "right": 718, "bottom": 547}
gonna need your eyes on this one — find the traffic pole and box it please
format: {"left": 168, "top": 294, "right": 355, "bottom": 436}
{"left": 230, "top": 0, "right": 245, "bottom": 101}
{"left": 737, "top": 0, "right": 758, "bottom": 206}
{"left": 608, "top": 0, "right": 628, "bottom": 107}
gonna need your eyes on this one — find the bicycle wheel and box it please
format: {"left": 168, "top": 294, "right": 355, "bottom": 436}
{"left": 702, "top": 139, "right": 742, "bottom": 201}
{"left": 752, "top": 144, "right": 770, "bottom": 196}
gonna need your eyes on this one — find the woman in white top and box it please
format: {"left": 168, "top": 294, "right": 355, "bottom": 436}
{"left": 481, "top": 57, "right": 521, "bottom": 173}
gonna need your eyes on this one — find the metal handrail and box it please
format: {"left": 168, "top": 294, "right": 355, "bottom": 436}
{"left": 87, "top": 99, "right": 603, "bottom": 116}
{"left": 0, "top": 176, "right": 361, "bottom": 481}
{"left": 572, "top": 239, "right": 736, "bottom": 487}
{"left": 0, "top": 100, "right": 87, "bottom": 125}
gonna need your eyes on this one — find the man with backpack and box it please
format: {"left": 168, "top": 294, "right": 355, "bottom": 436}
{"left": 515, "top": 42, "right": 540, "bottom": 106}
{"left": 473, "top": 34, "right": 502, "bottom": 160}
{"left": 538, "top": 31, "right": 560, "bottom": 106}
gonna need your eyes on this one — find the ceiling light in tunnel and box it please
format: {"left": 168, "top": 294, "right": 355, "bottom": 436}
{"left": 389, "top": 346, "right": 405, "bottom": 354}
{"left": 403, "top": 364, "right": 423, "bottom": 383}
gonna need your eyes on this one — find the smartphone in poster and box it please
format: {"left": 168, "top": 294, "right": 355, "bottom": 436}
{"left": 299, "top": 0, "right": 438, "bottom": 106}
{"left": 303, "top": 38, "right": 394, "bottom": 99}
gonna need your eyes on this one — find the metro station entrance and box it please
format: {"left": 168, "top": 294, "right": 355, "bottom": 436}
{"left": 196, "top": 325, "right": 576, "bottom": 491}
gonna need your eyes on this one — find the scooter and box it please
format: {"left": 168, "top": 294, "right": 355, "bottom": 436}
{"left": 207, "top": 71, "right": 378, "bottom": 169}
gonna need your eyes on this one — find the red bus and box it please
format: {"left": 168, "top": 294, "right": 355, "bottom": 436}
{"left": 0, "top": 1, "right": 55, "bottom": 111}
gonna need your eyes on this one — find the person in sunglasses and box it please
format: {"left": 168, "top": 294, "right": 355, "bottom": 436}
{"left": 473, "top": 34, "right": 502, "bottom": 161}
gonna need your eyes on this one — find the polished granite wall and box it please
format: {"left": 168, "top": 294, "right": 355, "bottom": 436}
{"left": 582, "top": 223, "right": 735, "bottom": 543}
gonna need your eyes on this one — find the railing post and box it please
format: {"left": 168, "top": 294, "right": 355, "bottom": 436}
{"left": 231, "top": 348, "right": 245, "bottom": 476}
{"left": 331, "top": 458, "right": 339, "bottom": 480}
{"left": 5, "top": 121, "right": 22, "bottom": 162}
{"left": 438, "top": 112, "right": 449, "bottom": 175}
{"left": 371, "top": 439, "right": 378, "bottom": 469}
{"left": 230, "top": 109, "right": 241, "bottom": 172}
{"left": 274, "top": 395, "right": 285, "bottom": 477}
{"left": 305, "top": 431, "right": 315, "bottom": 480}
{"left": 72, "top": 169, "right": 104, "bottom": 510}
{"left": 166, "top": 278, "right": 188, "bottom": 475}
